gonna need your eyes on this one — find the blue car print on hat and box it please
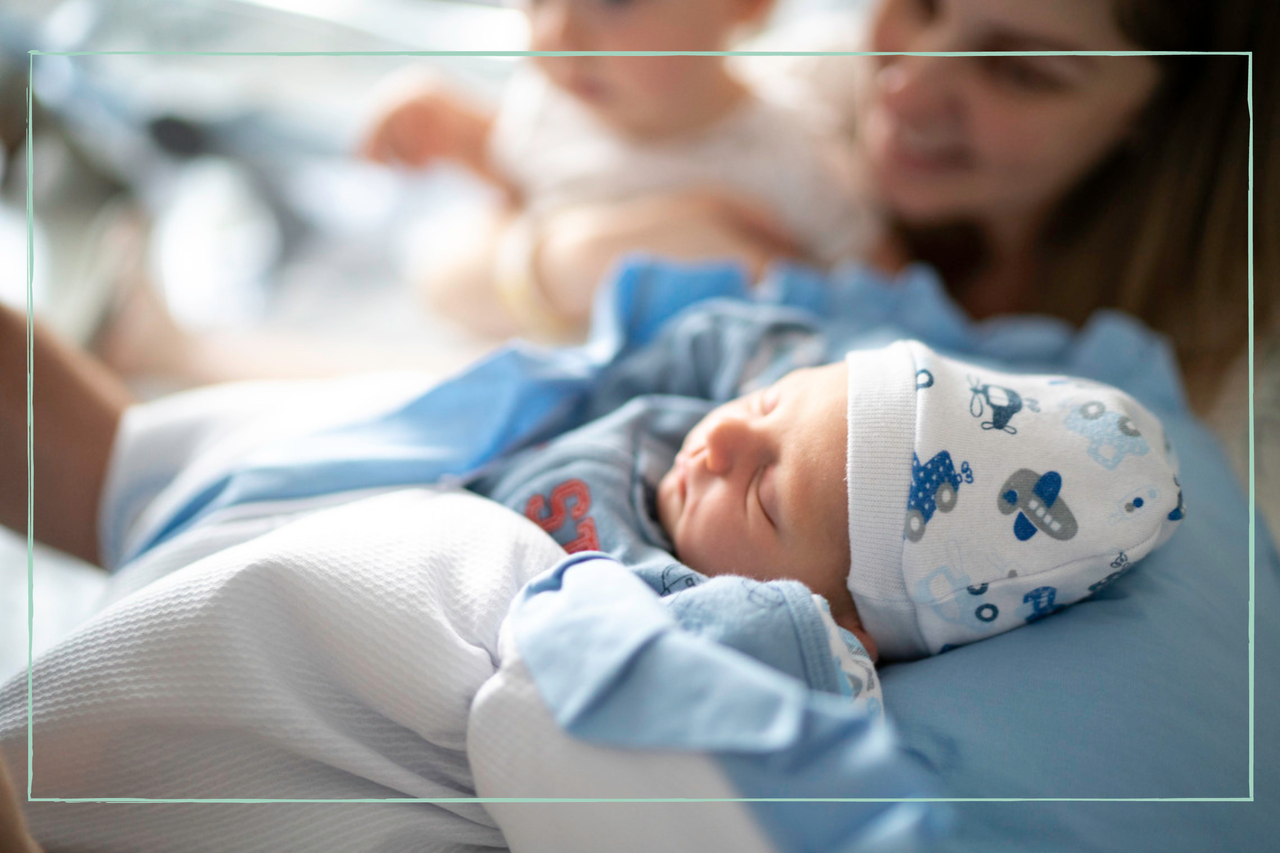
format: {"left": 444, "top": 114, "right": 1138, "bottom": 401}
{"left": 1064, "top": 400, "right": 1150, "bottom": 470}
{"left": 905, "top": 451, "right": 964, "bottom": 542}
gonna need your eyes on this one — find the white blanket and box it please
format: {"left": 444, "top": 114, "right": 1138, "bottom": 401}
{"left": 1, "top": 487, "right": 566, "bottom": 852}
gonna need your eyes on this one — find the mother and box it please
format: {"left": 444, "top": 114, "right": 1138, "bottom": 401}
{"left": 534, "top": 0, "right": 1275, "bottom": 413}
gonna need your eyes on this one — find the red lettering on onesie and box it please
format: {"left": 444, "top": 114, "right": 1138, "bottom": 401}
{"left": 524, "top": 479, "right": 601, "bottom": 553}
{"left": 563, "top": 517, "right": 600, "bottom": 553}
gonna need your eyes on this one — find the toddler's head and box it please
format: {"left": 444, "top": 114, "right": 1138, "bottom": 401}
{"left": 518, "top": 0, "right": 775, "bottom": 137}
{"left": 657, "top": 340, "right": 1185, "bottom": 662}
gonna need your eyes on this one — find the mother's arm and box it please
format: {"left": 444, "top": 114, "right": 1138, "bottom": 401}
{"left": 0, "top": 755, "right": 41, "bottom": 853}
{"left": 0, "top": 303, "right": 133, "bottom": 567}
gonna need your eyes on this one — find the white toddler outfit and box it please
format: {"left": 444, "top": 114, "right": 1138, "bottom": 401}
{"left": 488, "top": 67, "right": 877, "bottom": 267}
{"left": 844, "top": 341, "right": 1185, "bottom": 660}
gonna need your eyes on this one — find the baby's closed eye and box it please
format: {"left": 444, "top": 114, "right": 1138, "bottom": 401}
{"left": 756, "top": 465, "right": 778, "bottom": 528}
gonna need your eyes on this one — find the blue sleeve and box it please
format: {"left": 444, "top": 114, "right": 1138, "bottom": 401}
{"left": 121, "top": 259, "right": 766, "bottom": 564}
{"left": 581, "top": 260, "right": 836, "bottom": 418}
{"left": 513, "top": 554, "right": 857, "bottom": 742}
{"left": 505, "top": 551, "right": 948, "bottom": 853}
{"left": 651, "top": 571, "right": 846, "bottom": 696}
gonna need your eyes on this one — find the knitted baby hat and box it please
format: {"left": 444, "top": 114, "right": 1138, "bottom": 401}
{"left": 845, "top": 340, "right": 1184, "bottom": 660}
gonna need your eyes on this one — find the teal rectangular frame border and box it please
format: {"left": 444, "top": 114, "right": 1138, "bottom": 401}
{"left": 23, "top": 48, "right": 1254, "bottom": 804}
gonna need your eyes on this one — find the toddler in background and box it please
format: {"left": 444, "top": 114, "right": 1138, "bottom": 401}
{"left": 361, "top": 0, "right": 875, "bottom": 339}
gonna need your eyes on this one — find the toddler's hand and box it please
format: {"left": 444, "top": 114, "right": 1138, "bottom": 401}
{"left": 360, "top": 70, "right": 493, "bottom": 170}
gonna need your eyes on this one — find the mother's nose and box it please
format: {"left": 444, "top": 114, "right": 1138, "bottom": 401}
{"left": 703, "top": 416, "right": 763, "bottom": 476}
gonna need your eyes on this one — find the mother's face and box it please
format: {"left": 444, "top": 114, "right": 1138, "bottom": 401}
{"left": 861, "top": 0, "right": 1160, "bottom": 228}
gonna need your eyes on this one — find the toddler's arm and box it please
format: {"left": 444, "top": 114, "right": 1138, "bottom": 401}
{"left": 528, "top": 192, "right": 806, "bottom": 327}
{"left": 360, "top": 69, "right": 508, "bottom": 191}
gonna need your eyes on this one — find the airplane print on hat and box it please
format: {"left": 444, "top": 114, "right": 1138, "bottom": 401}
{"left": 997, "top": 468, "right": 1079, "bottom": 542}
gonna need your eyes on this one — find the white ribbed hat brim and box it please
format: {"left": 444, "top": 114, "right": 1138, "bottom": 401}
{"left": 845, "top": 343, "right": 929, "bottom": 659}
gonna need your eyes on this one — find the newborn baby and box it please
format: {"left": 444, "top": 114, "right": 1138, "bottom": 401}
{"left": 473, "top": 339, "right": 1185, "bottom": 664}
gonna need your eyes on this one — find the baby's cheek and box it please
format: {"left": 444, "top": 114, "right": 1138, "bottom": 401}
{"left": 655, "top": 471, "right": 678, "bottom": 535}
{"left": 671, "top": 522, "right": 714, "bottom": 575}
{"left": 685, "top": 522, "right": 754, "bottom": 579}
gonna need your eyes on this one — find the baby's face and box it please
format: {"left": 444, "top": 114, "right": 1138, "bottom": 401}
{"left": 522, "top": 0, "right": 768, "bottom": 136}
{"left": 657, "top": 363, "right": 855, "bottom": 620}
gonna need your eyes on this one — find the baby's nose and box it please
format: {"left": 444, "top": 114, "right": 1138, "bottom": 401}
{"left": 704, "top": 416, "right": 761, "bottom": 476}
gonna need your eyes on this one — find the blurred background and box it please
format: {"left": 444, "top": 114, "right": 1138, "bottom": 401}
{"left": 0, "top": 0, "right": 1271, "bottom": 679}
{"left": 0, "top": 0, "right": 862, "bottom": 681}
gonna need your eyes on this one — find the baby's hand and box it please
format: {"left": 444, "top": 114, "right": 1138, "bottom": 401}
{"left": 360, "top": 69, "right": 493, "bottom": 171}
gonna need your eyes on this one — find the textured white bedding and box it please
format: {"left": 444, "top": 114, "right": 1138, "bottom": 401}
{"left": 1, "top": 487, "right": 567, "bottom": 852}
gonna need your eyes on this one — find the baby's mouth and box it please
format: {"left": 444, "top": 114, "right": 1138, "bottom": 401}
{"left": 659, "top": 452, "right": 693, "bottom": 531}
{"left": 670, "top": 453, "right": 690, "bottom": 504}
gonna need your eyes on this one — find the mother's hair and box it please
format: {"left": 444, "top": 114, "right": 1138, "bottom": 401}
{"left": 917, "top": 0, "right": 1276, "bottom": 407}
